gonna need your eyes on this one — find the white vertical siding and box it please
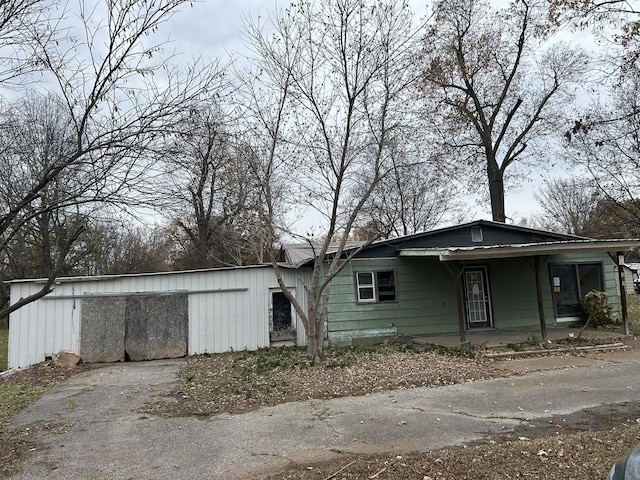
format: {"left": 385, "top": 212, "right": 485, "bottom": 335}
{"left": 8, "top": 265, "right": 310, "bottom": 369}
{"left": 8, "top": 282, "right": 81, "bottom": 369}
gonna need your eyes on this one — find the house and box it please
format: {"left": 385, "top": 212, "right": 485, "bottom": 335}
{"left": 318, "top": 220, "right": 640, "bottom": 345}
{"left": 7, "top": 220, "right": 639, "bottom": 370}
{"left": 7, "top": 264, "right": 310, "bottom": 369}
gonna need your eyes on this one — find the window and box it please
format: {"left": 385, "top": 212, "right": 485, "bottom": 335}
{"left": 471, "top": 226, "right": 483, "bottom": 242}
{"left": 551, "top": 263, "right": 603, "bottom": 318}
{"left": 356, "top": 270, "right": 396, "bottom": 303}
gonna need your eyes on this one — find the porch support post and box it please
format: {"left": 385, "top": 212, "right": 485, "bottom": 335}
{"left": 442, "top": 261, "right": 466, "bottom": 344}
{"left": 615, "top": 252, "right": 630, "bottom": 335}
{"left": 534, "top": 255, "right": 548, "bottom": 341}
{"left": 453, "top": 261, "right": 467, "bottom": 344}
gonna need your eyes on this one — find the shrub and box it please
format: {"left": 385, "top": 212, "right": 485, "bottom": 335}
{"left": 583, "top": 290, "right": 614, "bottom": 328}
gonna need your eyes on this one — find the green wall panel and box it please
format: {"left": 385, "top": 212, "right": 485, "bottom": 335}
{"left": 326, "top": 257, "right": 459, "bottom": 340}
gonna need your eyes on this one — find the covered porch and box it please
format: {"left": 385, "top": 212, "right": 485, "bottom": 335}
{"left": 399, "top": 239, "right": 640, "bottom": 344}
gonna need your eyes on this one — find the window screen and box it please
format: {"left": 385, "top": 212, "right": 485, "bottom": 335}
{"left": 377, "top": 271, "right": 396, "bottom": 302}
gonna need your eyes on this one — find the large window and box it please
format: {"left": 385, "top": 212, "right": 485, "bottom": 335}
{"left": 551, "top": 263, "right": 603, "bottom": 318}
{"left": 356, "top": 270, "right": 396, "bottom": 303}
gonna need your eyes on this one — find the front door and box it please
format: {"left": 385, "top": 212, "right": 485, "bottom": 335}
{"left": 464, "top": 267, "right": 493, "bottom": 329}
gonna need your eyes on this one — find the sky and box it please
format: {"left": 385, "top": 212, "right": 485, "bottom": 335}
{"left": 152, "top": 0, "right": 587, "bottom": 230}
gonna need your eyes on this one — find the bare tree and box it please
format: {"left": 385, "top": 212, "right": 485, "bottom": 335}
{"left": 357, "top": 151, "right": 465, "bottom": 239}
{"left": 0, "top": 92, "right": 88, "bottom": 305}
{"left": 549, "top": 0, "right": 640, "bottom": 73}
{"left": 160, "top": 104, "right": 265, "bottom": 269}
{"left": 0, "top": 0, "right": 225, "bottom": 318}
{"left": 533, "top": 176, "right": 601, "bottom": 235}
{"left": 72, "top": 221, "right": 172, "bottom": 275}
{"left": 421, "top": 0, "right": 588, "bottom": 222}
{"left": 0, "top": 0, "right": 59, "bottom": 85}
{"left": 563, "top": 63, "right": 640, "bottom": 228}
{"left": 241, "top": 0, "right": 423, "bottom": 359}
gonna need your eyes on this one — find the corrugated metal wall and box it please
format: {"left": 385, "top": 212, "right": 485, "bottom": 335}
{"left": 8, "top": 265, "right": 310, "bottom": 369}
{"left": 8, "top": 282, "right": 82, "bottom": 370}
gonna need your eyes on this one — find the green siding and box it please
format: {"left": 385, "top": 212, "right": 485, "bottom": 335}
{"left": 486, "top": 258, "right": 541, "bottom": 330}
{"left": 325, "top": 251, "right": 620, "bottom": 344}
{"left": 326, "top": 258, "right": 458, "bottom": 342}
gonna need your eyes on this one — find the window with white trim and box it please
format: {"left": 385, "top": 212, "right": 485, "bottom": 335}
{"left": 356, "top": 270, "right": 396, "bottom": 303}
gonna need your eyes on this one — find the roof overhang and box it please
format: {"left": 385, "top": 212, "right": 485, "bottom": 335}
{"left": 7, "top": 262, "right": 291, "bottom": 285}
{"left": 398, "top": 239, "right": 640, "bottom": 262}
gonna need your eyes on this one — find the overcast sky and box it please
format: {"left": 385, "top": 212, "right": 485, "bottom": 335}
{"left": 164, "top": 1, "right": 267, "bottom": 59}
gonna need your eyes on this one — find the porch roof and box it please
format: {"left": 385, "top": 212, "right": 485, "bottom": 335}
{"left": 398, "top": 239, "right": 640, "bottom": 261}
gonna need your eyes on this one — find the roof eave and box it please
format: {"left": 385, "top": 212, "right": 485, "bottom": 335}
{"left": 399, "top": 240, "right": 640, "bottom": 262}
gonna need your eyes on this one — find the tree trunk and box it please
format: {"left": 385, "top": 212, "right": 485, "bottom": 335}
{"left": 305, "top": 303, "right": 325, "bottom": 361}
{"left": 487, "top": 161, "right": 506, "bottom": 223}
{"left": 306, "top": 332, "right": 323, "bottom": 361}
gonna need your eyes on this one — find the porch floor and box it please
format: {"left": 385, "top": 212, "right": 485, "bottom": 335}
{"left": 415, "top": 328, "right": 626, "bottom": 349}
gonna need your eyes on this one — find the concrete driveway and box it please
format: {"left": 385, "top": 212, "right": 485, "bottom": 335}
{"left": 8, "top": 350, "right": 640, "bottom": 480}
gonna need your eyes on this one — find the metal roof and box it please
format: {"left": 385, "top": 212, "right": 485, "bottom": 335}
{"left": 371, "top": 219, "right": 588, "bottom": 245}
{"left": 282, "top": 241, "right": 366, "bottom": 267}
{"left": 7, "top": 262, "right": 298, "bottom": 285}
{"left": 399, "top": 239, "right": 640, "bottom": 261}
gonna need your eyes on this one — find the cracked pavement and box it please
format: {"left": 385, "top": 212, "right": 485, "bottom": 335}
{"left": 7, "top": 351, "right": 640, "bottom": 480}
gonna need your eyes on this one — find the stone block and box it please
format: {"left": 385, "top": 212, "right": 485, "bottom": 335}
{"left": 55, "top": 350, "right": 82, "bottom": 368}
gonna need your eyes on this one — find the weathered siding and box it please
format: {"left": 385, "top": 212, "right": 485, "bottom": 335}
{"left": 8, "top": 285, "right": 81, "bottom": 370}
{"left": 488, "top": 258, "right": 542, "bottom": 330}
{"left": 359, "top": 222, "right": 577, "bottom": 258}
{"left": 327, "top": 257, "right": 459, "bottom": 344}
{"left": 8, "top": 266, "right": 310, "bottom": 369}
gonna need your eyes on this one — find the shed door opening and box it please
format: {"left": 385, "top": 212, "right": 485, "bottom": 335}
{"left": 271, "top": 292, "right": 295, "bottom": 342}
{"left": 81, "top": 294, "right": 188, "bottom": 363}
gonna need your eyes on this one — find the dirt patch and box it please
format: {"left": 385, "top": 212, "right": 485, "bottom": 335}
{"left": 263, "top": 403, "right": 640, "bottom": 480}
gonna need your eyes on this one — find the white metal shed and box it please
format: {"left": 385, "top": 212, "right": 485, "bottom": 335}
{"left": 8, "top": 264, "right": 310, "bottom": 369}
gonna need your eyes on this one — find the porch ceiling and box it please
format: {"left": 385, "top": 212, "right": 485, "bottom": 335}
{"left": 398, "top": 239, "right": 640, "bottom": 261}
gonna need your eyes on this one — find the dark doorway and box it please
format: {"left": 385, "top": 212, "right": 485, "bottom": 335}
{"left": 271, "top": 292, "right": 295, "bottom": 341}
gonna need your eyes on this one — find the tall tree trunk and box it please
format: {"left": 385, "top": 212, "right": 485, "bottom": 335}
{"left": 487, "top": 160, "right": 506, "bottom": 223}
{"left": 306, "top": 332, "right": 322, "bottom": 360}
